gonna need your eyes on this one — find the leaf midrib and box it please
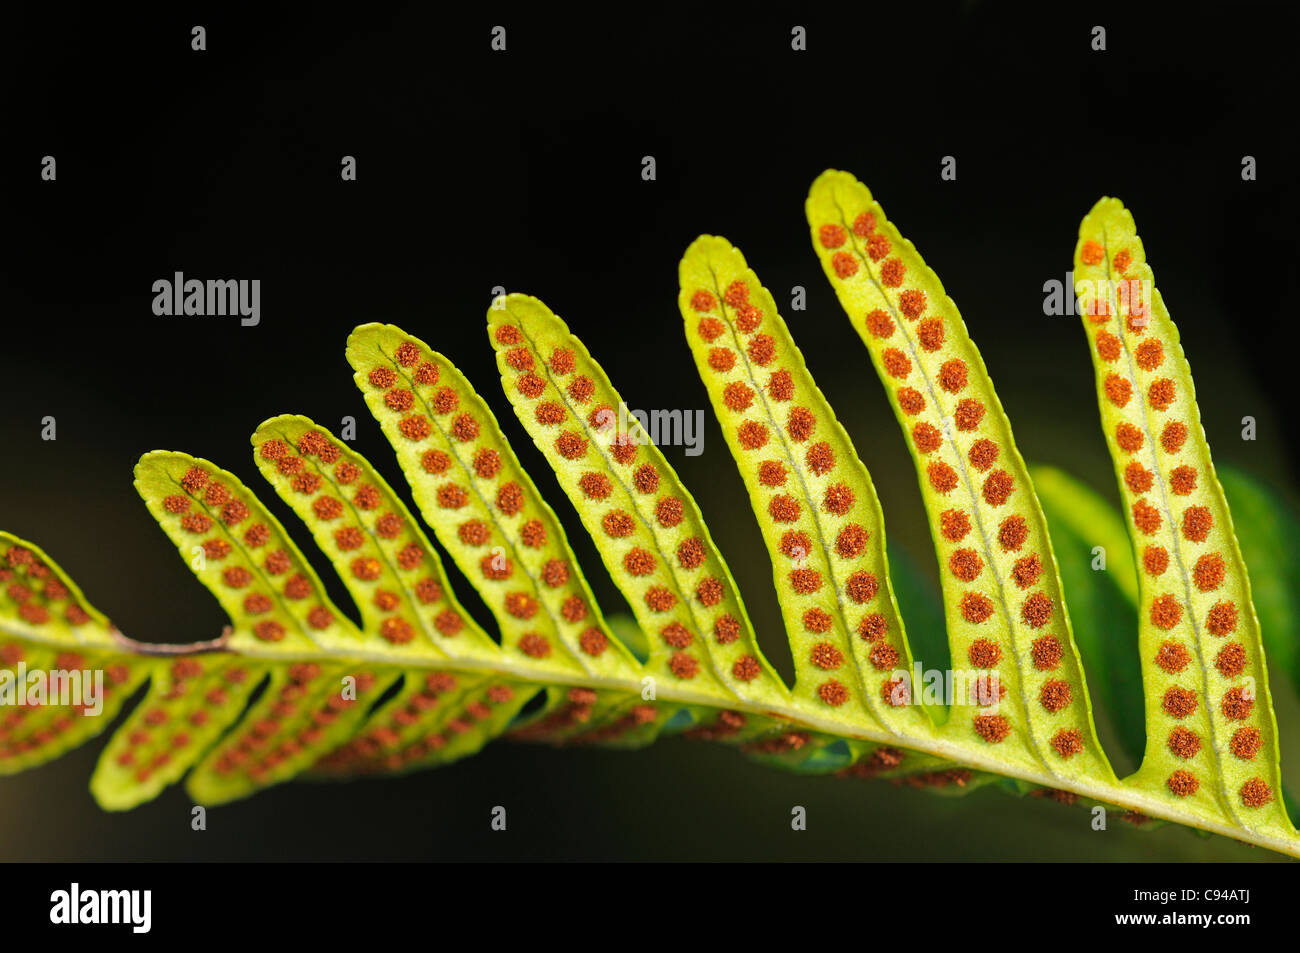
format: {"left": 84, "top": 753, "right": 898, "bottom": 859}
{"left": 10, "top": 600, "right": 1300, "bottom": 854}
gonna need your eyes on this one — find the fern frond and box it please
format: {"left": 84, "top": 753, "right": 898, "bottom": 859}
{"left": 677, "top": 236, "right": 930, "bottom": 737}
{"left": 485, "top": 295, "right": 790, "bottom": 709}
{"left": 510, "top": 684, "right": 667, "bottom": 749}
{"left": 91, "top": 655, "right": 266, "bottom": 809}
{"left": 313, "top": 674, "right": 535, "bottom": 776}
{"left": 0, "top": 531, "right": 117, "bottom": 645}
{"left": 806, "top": 170, "right": 1114, "bottom": 786}
{"left": 346, "top": 324, "right": 641, "bottom": 683}
{"left": 1073, "top": 198, "right": 1293, "bottom": 838}
{"left": 132, "top": 450, "right": 411, "bottom": 803}
{"left": 249, "top": 414, "right": 495, "bottom": 660}
{"left": 133, "top": 451, "right": 358, "bottom": 655}
{"left": 186, "top": 661, "right": 399, "bottom": 804}
{"left": 3, "top": 176, "right": 1299, "bottom": 858}
{"left": 0, "top": 532, "right": 151, "bottom": 773}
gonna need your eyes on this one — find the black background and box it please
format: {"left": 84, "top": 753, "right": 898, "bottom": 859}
{"left": 2, "top": 4, "right": 1298, "bottom": 861}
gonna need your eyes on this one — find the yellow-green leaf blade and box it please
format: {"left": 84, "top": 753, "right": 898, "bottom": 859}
{"left": 1, "top": 531, "right": 118, "bottom": 649}
{"left": 91, "top": 655, "right": 265, "bottom": 810}
{"left": 807, "top": 169, "right": 1112, "bottom": 784}
{"left": 1, "top": 533, "right": 155, "bottom": 774}
{"left": 678, "top": 235, "right": 931, "bottom": 738}
{"left": 0, "top": 640, "right": 150, "bottom": 774}
{"left": 487, "top": 294, "right": 790, "bottom": 710}
{"left": 511, "top": 687, "right": 669, "bottom": 749}
{"left": 185, "top": 662, "right": 399, "bottom": 805}
{"left": 134, "top": 451, "right": 355, "bottom": 655}
{"left": 346, "top": 323, "right": 639, "bottom": 682}
{"left": 313, "top": 673, "right": 533, "bottom": 775}
{"left": 1032, "top": 464, "right": 1144, "bottom": 768}
{"left": 250, "top": 414, "right": 495, "bottom": 661}
{"left": 1074, "top": 197, "right": 1292, "bottom": 836}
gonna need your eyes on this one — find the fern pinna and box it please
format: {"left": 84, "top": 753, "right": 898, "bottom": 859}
{"left": 2, "top": 170, "right": 1295, "bottom": 857}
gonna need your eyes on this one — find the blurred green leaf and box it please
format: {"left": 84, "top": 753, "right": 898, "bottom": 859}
{"left": 886, "top": 544, "right": 948, "bottom": 725}
{"left": 1219, "top": 466, "right": 1300, "bottom": 695}
{"left": 1031, "top": 465, "right": 1143, "bottom": 769}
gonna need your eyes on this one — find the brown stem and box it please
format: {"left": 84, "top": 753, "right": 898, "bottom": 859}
{"left": 109, "top": 625, "right": 234, "bottom": 656}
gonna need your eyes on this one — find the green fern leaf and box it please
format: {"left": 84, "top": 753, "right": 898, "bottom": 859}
{"left": 1073, "top": 197, "right": 1293, "bottom": 837}
{"left": 4, "top": 175, "right": 1300, "bottom": 858}
{"left": 313, "top": 674, "right": 535, "bottom": 776}
{"left": 678, "top": 235, "right": 930, "bottom": 737}
{"left": 91, "top": 655, "right": 266, "bottom": 810}
{"left": 1218, "top": 466, "right": 1300, "bottom": 698}
{"left": 485, "top": 295, "right": 790, "bottom": 709}
{"left": 346, "top": 323, "right": 641, "bottom": 683}
{"left": 249, "top": 414, "right": 495, "bottom": 660}
{"left": 133, "top": 451, "right": 357, "bottom": 655}
{"left": 186, "top": 661, "right": 399, "bottom": 804}
{"left": 131, "top": 450, "right": 406, "bottom": 803}
{"left": 510, "top": 685, "right": 667, "bottom": 749}
{"left": 0, "top": 532, "right": 117, "bottom": 644}
{"left": 0, "top": 533, "right": 151, "bottom": 773}
{"left": 806, "top": 169, "right": 1113, "bottom": 785}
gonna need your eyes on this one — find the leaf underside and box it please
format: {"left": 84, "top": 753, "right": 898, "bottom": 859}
{"left": 806, "top": 170, "right": 1113, "bottom": 786}
{"left": 1073, "top": 198, "right": 1293, "bottom": 839}
{"left": 1, "top": 171, "right": 1297, "bottom": 857}
{"left": 485, "top": 296, "right": 790, "bottom": 709}
{"left": 677, "top": 236, "right": 930, "bottom": 738}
